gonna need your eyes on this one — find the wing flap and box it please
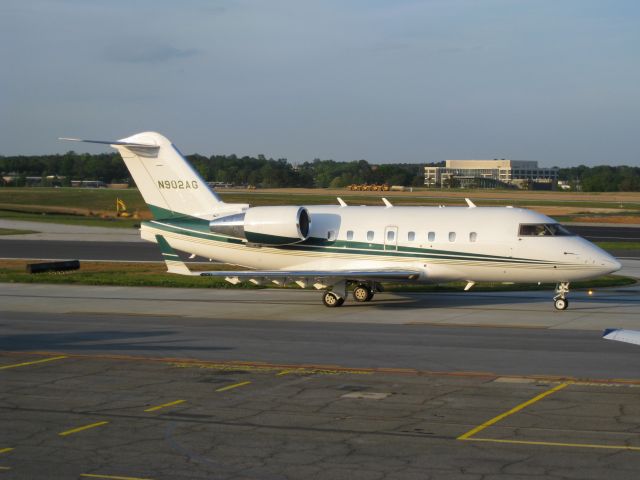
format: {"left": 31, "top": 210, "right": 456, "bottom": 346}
{"left": 154, "top": 234, "right": 420, "bottom": 283}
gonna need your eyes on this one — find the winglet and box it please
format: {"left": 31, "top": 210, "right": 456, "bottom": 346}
{"left": 155, "top": 235, "right": 192, "bottom": 275}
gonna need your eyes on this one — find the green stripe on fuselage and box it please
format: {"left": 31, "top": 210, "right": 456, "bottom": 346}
{"left": 143, "top": 217, "right": 554, "bottom": 266}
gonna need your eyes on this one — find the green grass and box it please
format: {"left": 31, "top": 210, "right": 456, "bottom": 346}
{"left": 595, "top": 241, "right": 640, "bottom": 251}
{"left": 1, "top": 187, "right": 639, "bottom": 211}
{"left": 0, "top": 209, "right": 141, "bottom": 229}
{"left": 0, "top": 261, "right": 633, "bottom": 291}
{"left": 0, "top": 187, "right": 147, "bottom": 211}
{"left": 0, "top": 186, "right": 638, "bottom": 229}
{"left": 0, "top": 227, "right": 39, "bottom": 236}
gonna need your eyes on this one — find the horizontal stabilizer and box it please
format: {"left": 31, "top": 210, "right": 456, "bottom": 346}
{"left": 59, "top": 137, "right": 158, "bottom": 149}
{"left": 156, "top": 235, "right": 192, "bottom": 275}
{"left": 602, "top": 328, "right": 640, "bottom": 346}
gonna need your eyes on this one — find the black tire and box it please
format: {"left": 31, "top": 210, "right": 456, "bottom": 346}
{"left": 322, "top": 292, "right": 343, "bottom": 307}
{"left": 353, "top": 285, "right": 371, "bottom": 302}
{"left": 554, "top": 298, "right": 568, "bottom": 310}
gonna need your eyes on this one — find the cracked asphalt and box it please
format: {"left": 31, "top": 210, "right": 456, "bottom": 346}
{"left": 2, "top": 354, "right": 640, "bottom": 479}
{"left": 1, "top": 283, "right": 640, "bottom": 479}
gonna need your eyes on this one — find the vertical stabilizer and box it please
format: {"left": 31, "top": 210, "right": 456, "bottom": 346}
{"left": 61, "top": 132, "right": 248, "bottom": 220}
{"left": 113, "top": 132, "right": 222, "bottom": 219}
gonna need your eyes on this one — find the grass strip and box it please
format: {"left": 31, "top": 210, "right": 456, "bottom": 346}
{"left": 0, "top": 228, "right": 39, "bottom": 236}
{"left": 0, "top": 260, "right": 634, "bottom": 292}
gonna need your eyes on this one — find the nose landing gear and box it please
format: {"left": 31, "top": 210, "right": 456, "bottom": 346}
{"left": 553, "top": 282, "right": 570, "bottom": 310}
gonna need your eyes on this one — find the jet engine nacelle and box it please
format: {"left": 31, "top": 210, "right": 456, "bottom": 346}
{"left": 209, "top": 206, "right": 311, "bottom": 246}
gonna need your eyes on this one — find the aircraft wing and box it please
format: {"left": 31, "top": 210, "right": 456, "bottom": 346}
{"left": 602, "top": 329, "right": 640, "bottom": 346}
{"left": 156, "top": 235, "right": 420, "bottom": 286}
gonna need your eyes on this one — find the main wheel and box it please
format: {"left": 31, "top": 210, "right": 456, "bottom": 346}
{"left": 353, "top": 285, "right": 372, "bottom": 302}
{"left": 554, "top": 298, "right": 569, "bottom": 310}
{"left": 322, "top": 291, "right": 344, "bottom": 307}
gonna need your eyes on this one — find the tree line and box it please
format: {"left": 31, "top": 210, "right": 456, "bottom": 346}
{"left": 0, "top": 151, "right": 639, "bottom": 191}
{"left": 0, "top": 151, "right": 425, "bottom": 188}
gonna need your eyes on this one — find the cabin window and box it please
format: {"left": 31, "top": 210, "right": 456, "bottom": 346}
{"left": 448, "top": 232, "right": 456, "bottom": 242}
{"left": 327, "top": 230, "right": 336, "bottom": 241}
{"left": 408, "top": 231, "right": 415, "bottom": 242}
{"left": 518, "top": 223, "right": 575, "bottom": 237}
{"left": 428, "top": 231, "right": 435, "bottom": 242}
{"left": 346, "top": 230, "right": 354, "bottom": 241}
{"left": 387, "top": 230, "right": 395, "bottom": 242}
{"left": 367, "top": 230, "right": 375, "bottom": 241}
{"left": 469, "top": 232, "right": 477, "bottom": 242}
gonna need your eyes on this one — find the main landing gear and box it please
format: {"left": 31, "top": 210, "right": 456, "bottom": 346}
{"left": 352, "top": 284, "right": 374, "bottom": 303}
{"left": 322, "top": 283, "right": 376, "bottom": 307}
{"left": 322, "top": 291, "right": 345, "bottom": 307}
{"left": 553, "top": 282, "right": 570, "bottom": 310}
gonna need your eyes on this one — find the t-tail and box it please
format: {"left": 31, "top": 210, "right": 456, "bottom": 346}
{"left": 60, "top": 132, "right": 248, "bottom": 220}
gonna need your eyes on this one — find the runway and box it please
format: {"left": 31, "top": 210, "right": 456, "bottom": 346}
{"left": 2, "top": 283, "right": 640, "bottom": 479}
{"left": 2, "top": 283, "right": 640, "bottom": 377}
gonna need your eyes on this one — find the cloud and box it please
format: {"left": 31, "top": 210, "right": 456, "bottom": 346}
{"left": 104, "top": 41, "right": 198, "bottom": 64}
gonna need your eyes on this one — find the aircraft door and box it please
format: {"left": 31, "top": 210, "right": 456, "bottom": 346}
{"left": 384, "top": 226, "right": 398, "bottom": 251}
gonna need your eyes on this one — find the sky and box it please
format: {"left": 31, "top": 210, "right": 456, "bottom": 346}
{"left": 1, "top": 0, "right": 639, "bottom": 166}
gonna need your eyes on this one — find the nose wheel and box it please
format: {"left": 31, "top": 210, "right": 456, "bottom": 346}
{"left": 553, "top": 282, "right": 570, "bottom": 310}
{"left": 554, "top": 297, "right": 569, "bottom": 310}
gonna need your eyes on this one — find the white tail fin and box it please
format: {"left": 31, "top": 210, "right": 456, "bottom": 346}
{"left": 61, "top": 132, "right": 247, "bottom": 220}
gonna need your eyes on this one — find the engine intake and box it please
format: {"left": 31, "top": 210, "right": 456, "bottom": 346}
{"left": 209, "top": 206, "right": 310, "bottom": 246}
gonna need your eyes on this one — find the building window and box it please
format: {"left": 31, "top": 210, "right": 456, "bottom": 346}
{"left": 387, "top": 230, "right": 395, "bottom": 242}
{"left": 408, "top": 231, "right": 415, "bottom": 242}
{"left": 449, "top": 232, "right": 456, "bottom": 242}
{"left": 469, "top": 232, "right": 477, "bottom": 242}
{"left": 346, "top": 230, "right": 354, "bottom": 241}
{"left": 428, "top": 232, "right": 435, "bottom": 242}
{"left": 367, "top": 231, "right": 374, "bottom": 241}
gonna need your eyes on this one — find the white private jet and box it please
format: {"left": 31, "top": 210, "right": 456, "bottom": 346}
{"left": 61, "top": 132, "right": 621, "bottom": 308}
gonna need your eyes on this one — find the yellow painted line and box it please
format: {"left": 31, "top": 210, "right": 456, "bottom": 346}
{"left": 80, "top": 474, "right": 153, "bottom": 480}
{"left": 458, "top": 382, "right": 570, "bottom": 440}
{"left": 0, "top": 355, "right": 67, "bottom": 370}
{"left": 144, "top": 399, "right": 186, "bottom": 412}
{"left": 0, "top": 448, "right": 13, "bottom": 455}
{"left": 216, "top": 381, "right": 251, "bottom": 392}
{"left": 276, "top": 370, "right": 292, "bottom": 376}
{"left": 467, "top": 437, "right": 640, "bottom": 451}
{"left": 59, "top": 421, "right": 109, "bottom": 437}
{"left": 0, "top": 466, "right": 11, "bottom": 471}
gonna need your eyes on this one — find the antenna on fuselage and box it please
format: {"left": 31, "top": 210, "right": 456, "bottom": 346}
{"left": 465, "top": 198, "right": 476, "bottom": 208}
{"left": 382, "top": 198, "right": 393, "bottom": 208}
{"left": 336, "top": 197, "right": 347, "bottom": 207}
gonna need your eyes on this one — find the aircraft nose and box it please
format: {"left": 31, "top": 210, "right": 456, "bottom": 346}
{"left": 597, "top": 252, "right": 622, "bottom": 275}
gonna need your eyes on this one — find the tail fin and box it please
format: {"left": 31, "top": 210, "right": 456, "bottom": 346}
{"left": 61, "top": 132, "right": 245, "bottom": 220}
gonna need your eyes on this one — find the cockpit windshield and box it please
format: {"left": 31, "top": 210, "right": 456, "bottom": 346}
{"left": 518, "top": 223, "right": 575, "bottom": 237}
